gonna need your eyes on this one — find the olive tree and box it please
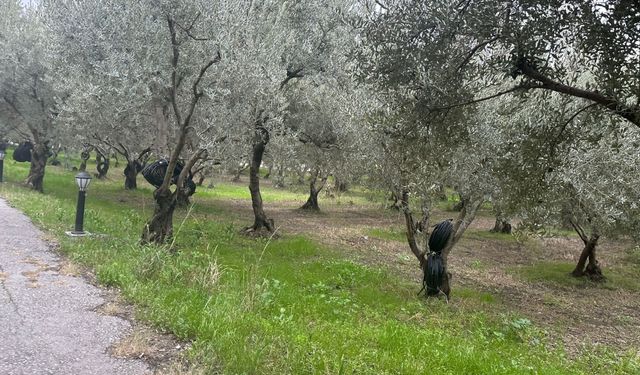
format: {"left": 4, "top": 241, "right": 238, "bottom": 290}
{"left": 0, "top": 1, "right": 60, "bottom": 192}
{"left": 285, "top": 79, "right": 365, "bottom": 211}
{"left": 45, "top": 0, "right": 234, "bottom": 244}
{"left": 217, "top": 0, "right": 357, "bottom": 233}
{"left": 356, "top": 0, "right": 640, "bottom": 129}
{"left": 496, "top": 91, "right": 640, "bottom": 280}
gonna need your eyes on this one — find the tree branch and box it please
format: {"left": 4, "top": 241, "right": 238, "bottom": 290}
{"left": 517, "top": 60, "right": 640, "bottom": 127}
{"left": 456, "top": 35, "right": 500, "bottom": 72}
{"left": 429, "top": 84, "right": 542, "bottom": 111}
{"left": 400, "top": 189, "right": 427, "bottom": 267}
{"left": 175, "top": 13, "right": 210, "bottom": 41}
{"left": 569, "top": 219, "right": 589, "bottom": 244}
{"left": 136, "top": 146, "right": 152, "bottom": 163}
{"left": 175, "top": 148, "right": 206, "bottom": 192}
{"left": 161, "top": 15, "right": 220, "bottom": 191}
{"left": 442, "top": 196, "right": 483, "bottom": 264}
{"left": 279, "top": 67, "right": 305, "bottom": 90}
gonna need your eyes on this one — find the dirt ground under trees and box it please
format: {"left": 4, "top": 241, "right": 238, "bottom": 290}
{"left": 207, "top": 179, "right": 640, "bottom": 357}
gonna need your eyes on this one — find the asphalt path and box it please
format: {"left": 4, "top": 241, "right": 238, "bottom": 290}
{"left": 0, "top": 198, "right": 148, "bottom": 375}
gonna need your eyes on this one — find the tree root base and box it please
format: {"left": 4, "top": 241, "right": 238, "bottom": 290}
{"left": 571, "top": 264, "right": 605, "bottom": 282}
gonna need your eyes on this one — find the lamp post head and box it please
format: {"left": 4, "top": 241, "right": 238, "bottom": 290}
{"left": 75, "top": 171, "right": 92, "bottom": 192}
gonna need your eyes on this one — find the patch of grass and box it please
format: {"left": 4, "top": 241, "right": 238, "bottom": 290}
{"left": 469, "top": 259, "right": 487, "bottom": 271}
{"left": 455, "top": 287, "right": 499, "bottom": 304}
{"left": 512, "top": 262, "right": 640, "bottom": 292}
{"left": 366, "top": 227, "right": 406, "bottom": 242}
{"left": 541, "top": 293, "right": 565, "bottom": 307}
{"left": 1, "top": 162, "right": 638, "bottom": 374}
{"left": 199, "top": 182, "right": 304, "bottom": 202}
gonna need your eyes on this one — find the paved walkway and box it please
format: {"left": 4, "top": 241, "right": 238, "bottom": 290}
{"left": 0, "top": 198, "right": 148, "bottom": 375}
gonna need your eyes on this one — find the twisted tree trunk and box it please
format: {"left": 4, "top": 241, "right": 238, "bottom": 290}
{"left": 96, "top": 152, "right": 109, "bottom": 179}
{"left": 124, "top": 161, "right": 140, "bottom": 190}
{"left": 79, "top": 147, "right": 91, "bottom": 172}
{"left": 300, "top": 169, "right": 328, "bottom": 211}
{"left": 247, "top": 127, "right": 274, "bottom": 233}
{"left": 26, "top": 142, "right": 47, "bottom": 193}
{"left": 571, "top": 235, "right": 603, "bottom": 281}
{"left": 141, "top": 187, "right": 176, "bottom": 245}
{"left": 490, "top": 208, "right": 512, "bottom": 234}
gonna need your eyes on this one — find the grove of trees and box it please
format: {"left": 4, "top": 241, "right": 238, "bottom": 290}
{"left": 1, "top": 0, "right": 639, "bottom": 295}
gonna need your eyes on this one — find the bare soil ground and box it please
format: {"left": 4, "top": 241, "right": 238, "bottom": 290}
{"left": 205, "top": 180, "right": 640, "bottom": 357}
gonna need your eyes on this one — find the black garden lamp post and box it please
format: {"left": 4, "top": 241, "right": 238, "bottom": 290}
{"left": 0, "top": 149, "right": 5, "bottom": 183}
{"left": 68, "top": 171, "right": 92, "bottom": 236}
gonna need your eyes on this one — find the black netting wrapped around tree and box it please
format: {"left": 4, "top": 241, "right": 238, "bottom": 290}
{"left": 142, "top": 159, "right": 194, "bottom": 189}
{"left": 13, "top": 141, "right": 33, "bottom": 162}
{"left": 424, "top": 252, "right": 445, "bottom": 296}
{"left": 142, "top": 159, "right": 169, "bottom": 188}
{"left": 185, "top": 179, "right": 196, "bottom": 195}
{"left": 428, "top": 219, "right": 453, "bottom": 254}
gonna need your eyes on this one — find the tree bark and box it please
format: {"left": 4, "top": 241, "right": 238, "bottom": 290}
{"left": 79, "top": 147, "right": 90, "bottom": 172}
{"left": 388, "top": 189, "right": 403, "bottom": 210}
{"left": 300, "top": 169, "right": 328, "bottom": 211}
{"left": 48, "top": 144, "right": 61, "bottom": 166}
{"left": 490, "top": 218, "right": 512, "bottom": 234}
{"left": 176, "top": 187, "right": 191, "bottom": 207}
{"left": 247, "top": 128, "right": 274, "bottom": 233}
{"left": 400, "top": 189, "right": 427, "bottom": 268}
{"left": 154, "top": 102, "right": 171, "bottom": 157}
{"left": 490, "top": 209, "right": 512, "bottom": 234}
{"left": 124, "top": 161, "right": 139, "bottom": 190}
{"left": 141, "top": 187, "right": 176, "bottom": 245}
{"left": 95, "top": 152, "right": 109, "bottom": 179}
{"left": 26, "top": 142, "right": 47, "bottom": 193}
{"left": 571, "top": 235, "right": 604, "bottom": 281}
{"left": 442, "top": 196, "right": 484, "bottom": 266}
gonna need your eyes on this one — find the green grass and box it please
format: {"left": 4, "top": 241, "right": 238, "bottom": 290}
{"left": 512, "top": 261, "right": 640, "bottom": 292}
{"left": 366, "top": 227, "right": 406, "bottom": 242}
{"left": 0, "top": 160, "right": 638, "bottom": 374}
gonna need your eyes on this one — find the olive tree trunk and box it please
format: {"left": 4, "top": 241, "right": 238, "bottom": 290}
{"left": 401, "top": 190, "right": 483, "bottom": 299}
{"left": 124, "top": 161, "right": 139, "bottom": 190}
{"left": 300, "top": 169, "right": 328, "bottom": 211}
{"left": 26, "top": 143, "right": 47, "bottom": 193}
{"left": 79, "top": 147, "right": 91, "bottom": 172}
{"left": 571, "top": 233, "right": 604, "bottom": 281}
{"left": 141, "top": 187, "right": 177, "bottom": 245}
{"left": 96, "top": 152, "right": 109, "bottom": 179}
{"left": 247, "top": 128, "right": 274, "bottom": 233}
{"left": 490, "top": 208, "right": 512, "bottom": 234}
